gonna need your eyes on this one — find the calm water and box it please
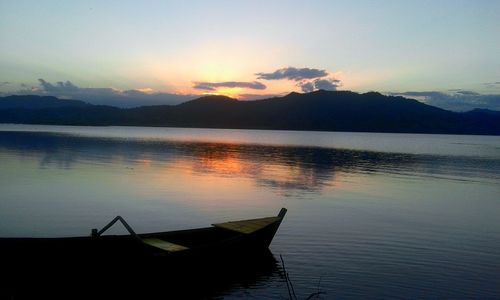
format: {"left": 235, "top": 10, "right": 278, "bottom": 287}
{"left": 1, "top": 124, "right": 499, "bottom": 299}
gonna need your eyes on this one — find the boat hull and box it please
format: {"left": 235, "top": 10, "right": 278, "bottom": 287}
{"left": 0, "top": 208, "right": 286, "bottom": 264}
{"left": 1, "top": 209, "right": 287, "bottom": 299}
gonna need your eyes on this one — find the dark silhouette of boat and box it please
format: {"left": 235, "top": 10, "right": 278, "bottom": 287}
{"left": 1, "top": 208, "right": 287, "bottom": 262}
{"left": 1, "top": 209, "right": 287, "bottom": 299}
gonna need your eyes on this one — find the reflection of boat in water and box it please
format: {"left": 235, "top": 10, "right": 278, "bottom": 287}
{"left": 2, "top": 209, "right": 286, "bottom": 299}
{"left": 4, "top": 248, "right": 282, "bottom": 299}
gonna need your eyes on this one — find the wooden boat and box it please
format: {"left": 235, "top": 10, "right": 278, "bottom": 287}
{"left": 0, "top": 208, "right": 287, "bottom": 263}
{"left": 2, "top": 210, "right": 286, "bottom": 299}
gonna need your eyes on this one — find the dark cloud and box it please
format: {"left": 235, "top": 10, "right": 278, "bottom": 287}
{"left": 389, "top": 91, "right": 500, "bottom": 111}
{"left": 38, "top": 79, "right": 79, "bottom": 93}
{"left": 192, "top": 81, "right": 266, "bottom": 91}
{"left": 297, "top": 81, "right": 315, "bottom": 93}
{"left": 297, "top": 78, "right": 341, "bottom": 92}
{"left": 313, "top": 78, "right": 341, "bottom": 91}
{"left": 255, "top": 66, "right": 341, "bottom": 93}
{"left": 3, "top": 79, "right": 197, "bottom": 108}
{"left": 256, "top": 67, "right": 328, "bottom": 81}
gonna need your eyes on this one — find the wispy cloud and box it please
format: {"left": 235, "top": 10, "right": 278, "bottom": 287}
{"left": 2, "top": 79, "right": 196, "bottom": 108}
{"left": 454, "top": 90, "right": 480, "bottom": 96}
{"left": 256, "top": 67, "right": 328, "bottom": 81}
{"left": 483, "top": 81, "right": 500, "bottom": 89}
{"left": 389, "top": 90, "right": 500, "bottom": 111}
{"left": 192, "top": 81, "right": 266, "bottom": 91}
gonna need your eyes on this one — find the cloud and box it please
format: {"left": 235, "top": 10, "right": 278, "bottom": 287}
{"left": 192, "top": 81, "right": 266, "bottom": 91}
{"left": 256, "top": 67, "right": 328, "bottom": 81}
{"left": 483, "top": 81, "right": 500, "bottom": 89}
{"left": 2, "top": 79, "right": 197, "bottom": 108}
{"left": 297, "top": 78, "right": 341, "bottom": 92}
{"left": 38, "top": 79, "right": 79, "bottom": 93}
{"left": 454, "top": 90, "right": 480, "bottom": 96}
{"left": 297, "top": 81, "right": 315, "bottom": 93}
{"left": 188, "top": 66, "right": 339, "bottom": 96}
{"left": 256, "top": 66, "right": 341, "bottom": 93}
{"left": 313, "top": 78, "right": 341, "bottom": 91}
{"left": 389, "top": 90, "right": 500, "bottom": 111}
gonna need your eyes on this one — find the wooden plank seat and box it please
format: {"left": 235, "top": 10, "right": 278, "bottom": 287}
{"left": 142, "top": 238, "right": 189, "bottom": 252}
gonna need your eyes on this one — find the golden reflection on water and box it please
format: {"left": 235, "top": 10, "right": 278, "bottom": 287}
{"left": 117, "top": 142, "right": 340, "bottom": 201}
{"left": 191, "top": 144, "right": 256, "bottom": 176}
{"left": 1, "top": 131, "right": 499, "bottom": 204}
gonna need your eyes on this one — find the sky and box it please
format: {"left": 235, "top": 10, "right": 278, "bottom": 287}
{"left": 0, "top": 0, "right": 499, "bottom": 110}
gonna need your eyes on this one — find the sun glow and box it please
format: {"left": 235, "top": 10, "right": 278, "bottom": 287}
{"left": 202, "top": 87, "right": 242, "bottom": 99}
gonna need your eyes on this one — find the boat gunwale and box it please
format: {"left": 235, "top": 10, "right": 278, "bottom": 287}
{"left": 0, "top": 208, "right": 287, "bottom": 244}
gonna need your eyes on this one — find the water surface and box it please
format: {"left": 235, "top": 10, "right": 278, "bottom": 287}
{"left": 0, "top": 125, "right": 499, "bottom": 298}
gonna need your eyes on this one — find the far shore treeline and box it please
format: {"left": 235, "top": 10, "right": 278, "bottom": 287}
{"left": 1, "top": 90, "right": 499, "bottom": 135}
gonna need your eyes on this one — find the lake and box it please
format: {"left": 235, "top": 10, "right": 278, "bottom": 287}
{"left": 0, "top": 124, "right": 499, "bottom": 299}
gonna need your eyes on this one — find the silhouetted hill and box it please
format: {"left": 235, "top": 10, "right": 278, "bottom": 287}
{"left": 0, "top": 91, "right": 499, "bottom": 135}
{"left": 0, "top": 95, "right": 88, "bottom": 109}
{"left": 177, "top": 95, "right": 237, "bottom": 106}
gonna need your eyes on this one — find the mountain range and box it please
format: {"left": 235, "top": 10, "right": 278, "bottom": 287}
{"left": 1, "top": 91, "right": 499, "bottom": 135}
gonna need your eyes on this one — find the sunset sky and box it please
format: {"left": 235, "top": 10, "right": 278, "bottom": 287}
{"left": 1, "top": 0, "right": 499, "bottom": 109}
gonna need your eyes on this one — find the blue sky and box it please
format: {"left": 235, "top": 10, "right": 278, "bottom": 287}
{"left": 0, "top": 0, "right": 499, "bottom": 109}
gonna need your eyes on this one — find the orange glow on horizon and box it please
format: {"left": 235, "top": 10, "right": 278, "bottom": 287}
{"left": 135, "top": 88, "right": 154, "bottom": 94}
{"left": 199, "top": 87, "right": 242, "bottom": 99}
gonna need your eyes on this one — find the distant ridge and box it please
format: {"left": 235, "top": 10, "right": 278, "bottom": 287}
{"left": 0, "top": 95, "right": 88, "bottom": 109}
{"left": 0, "top": 91, "right": 499, "bottom": 135}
